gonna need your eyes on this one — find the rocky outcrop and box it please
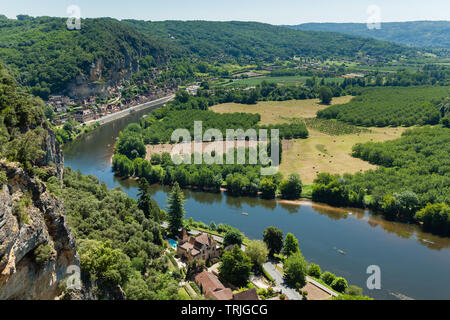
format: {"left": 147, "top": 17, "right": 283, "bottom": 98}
{"left": 0, "top": 160, "right": 79, "bottom": 300}
{"left": 40, "top": 129, "right": 64, "bottom": 181}
{"left": 66, "top": 57, "right": 139, "bottom": 99}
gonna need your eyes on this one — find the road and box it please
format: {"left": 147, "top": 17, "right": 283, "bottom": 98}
{"left": 84, "top": 94, "right": 175, "bottom": 126}
{"left": 262, "top": 261, "right": 302, "bottom": 300}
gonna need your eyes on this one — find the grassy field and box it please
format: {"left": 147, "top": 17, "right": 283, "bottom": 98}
{"left": 211, "top": 96, "right": 406, "bottom": 184}
{"left": 211, "top": 96, "right": 353, "bottom": 125}
{"left": 225, "top": 75, "right": 344, "bottom": 87}
{"left": 280, "top": 127, "right": 406, "bottom": 184}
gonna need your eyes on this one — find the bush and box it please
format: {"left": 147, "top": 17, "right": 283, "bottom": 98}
{"left": 34, "top": 244, "right": 54, "bottom": 264}
{"left": 331, "top": 277, "right": 348, "bottom": 293}
{"left": 307, "top": 263, "right": 322, "bottom": 278}
{"left": 0, "top": 170, "right": 7, "bottom": 186}
{"left": 223, "top": 229, "right": 243, "bottom": 248}
{"left": 321, "top": 271, "right": 336, "bottom": 285}
{"left": 284, "top": 252, "right": 308, "bottom": 287}
{"left": 346, "top": 285, "right": 363, "bottom": 296}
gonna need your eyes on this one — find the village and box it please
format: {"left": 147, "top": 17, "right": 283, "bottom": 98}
{"left": 47, "top": 83, "right": 178, "bottom": 125}
{"left": 165, "top": 227, "right": 339, "bottom": 301}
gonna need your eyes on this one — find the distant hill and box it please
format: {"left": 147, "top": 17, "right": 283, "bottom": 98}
{"left": 0, "top": 16, "right": 417, "bottom": 98}
{"left": 286, "top": 21, "right": 450, "bottom": 48}
{"left": 124, "top": 20, "right": 415, "bottom": 62}
{"left": 0, "top": 15, "right": 170, "bottom": 98}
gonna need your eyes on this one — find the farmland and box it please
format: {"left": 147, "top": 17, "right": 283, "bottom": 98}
{"left": 211, "top": 96, "right": 353, "bottom": 125}
{"left": 211, "top": 96, "right": 405, "bottom": 183}
{"left": 227, "top": 75, "right": 345, "bottom": 87}
{"left": 317, "top": 86, "right": 449, "bottom": 127}
{"left": 279, "top": 127, "right": 405, "bottom": 184}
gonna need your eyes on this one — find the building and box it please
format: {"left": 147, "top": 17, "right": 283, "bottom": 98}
{"left": 177, "top": 231, "right": 221, "bottom": 261}
{"left": 73, "top": 109, "right": 95, "bottom": 123}
{"left": 233, "top": 288, "right": 259, "bottom": 301}
{"left": 194, "top": 271, "right": 233, "bottom": 300}
{"left": 194, "top": 271, "right": 260, "bottom": 301}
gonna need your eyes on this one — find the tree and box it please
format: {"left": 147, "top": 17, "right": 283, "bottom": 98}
{"left": 78, "top": 240, "right": 132, "bottom": 287}
{"left": 321, "top": 271, "right": 336, "bottom": 285}
{"left": 263, "top": 226, "right": 283, "bottom": 256}
{"left": 279, "top": 173, "right": 302, "bottom": 199}
{"left": 137, "top": 178, "right": 162, "bottom": 221}
{"left": 246, "top": 240, "right": 269, "bottom": 268}
{"left": 117, "top": 132, "right": 146, "bottom": 159}
{"left": 223, "top": 229, "right": 243, "bottom": 248}
{"left": 282, "top": 233, "right": 299, "bottom": 257}
{"left": 167, "top": 182, "right": 186, "bottom": 236}
{"left": 415, "top": 203, "right": 450, "bottom": 235}
{"left": 186, "top": 259, "right": 206, "bottom": 280}
{"left": 219, "top": 246, "right": 252, "bottom": 287}
{"left": 319, "top": 86, "right": 333, "bottom": 104}
{"left": 284, "top": 252, "right": 308, "bottom": 287}
{"left": 307, "top": 263, "right": 322, "bottom": 278}
{"left": 260, "top": 177, "right": 277, "bottom": 199}
{"left": 331, "top": 277, "right": 348, "bottom": 293}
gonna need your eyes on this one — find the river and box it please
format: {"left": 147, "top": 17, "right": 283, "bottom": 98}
{"left": 63, "top": 104, "right": 450, "bottom": 300}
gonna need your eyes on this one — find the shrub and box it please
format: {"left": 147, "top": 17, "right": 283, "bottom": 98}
{"left": 321, "top": 271, "right": 336, "bottom": 285}
{"left": 307, "top": 263, "right": 322, "bottom": 278}
{"left": 331, "top": 277, "right": 348, "bottom": 293}
{"left": 284, "top": 252, "right": 308, "bottom": 287}
{"left": 346, "top": 285, "right": 363, "bottom": 296}
{"left": 0, "top": 170, "right": 7, "bottom": 186}
{"left": 34, "top": 244, "right": 54, "bottom": 264}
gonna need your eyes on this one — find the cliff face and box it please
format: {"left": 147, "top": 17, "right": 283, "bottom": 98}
{"left": 66, "top": 57, "right": 140, "bottom": 99}
{"left": 0, "top": 160, "right": 80, "bottom": 300}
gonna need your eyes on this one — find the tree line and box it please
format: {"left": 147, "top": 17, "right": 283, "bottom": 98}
{"left": 311, "top": 126, "right": 450, "bottom": 235}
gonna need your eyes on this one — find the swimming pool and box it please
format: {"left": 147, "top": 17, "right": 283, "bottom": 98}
{"left": 168, "top": 239, "right": 178, "bottom": 249}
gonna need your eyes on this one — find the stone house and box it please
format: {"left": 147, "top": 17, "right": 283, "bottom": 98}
{"left": 177, "top": 231, "right": 221, "bottom": 261}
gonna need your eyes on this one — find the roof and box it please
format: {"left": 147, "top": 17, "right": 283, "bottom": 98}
{"left": 195, "top": 271, "right": 224, "bottom": 294}
{"left": 210, "top": 288, "right": 233, "bottom": 300}
{"left": 179, "top": 242, "right": 194, "bottom": 251}
{"left": 195, "top": 233, "right": 211, "bottom": 246}
{"left": 233, "top": 288, "right": 259, "bottom": 301}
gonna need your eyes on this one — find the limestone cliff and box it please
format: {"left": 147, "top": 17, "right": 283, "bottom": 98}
{"left": 0, "top": 160, "right": 80, "bottom": 300}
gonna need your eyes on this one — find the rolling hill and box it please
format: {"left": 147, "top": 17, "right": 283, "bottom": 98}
{"left": 286, "top": 21, "right": 450, "bottom": 49}
{"left": 0, "top": 16, "right": 417, "bottom": 98}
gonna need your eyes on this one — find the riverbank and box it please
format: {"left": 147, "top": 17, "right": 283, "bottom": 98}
{"left": 63, "top": 98, "right": 450, "bottom": 300}
{"left": 84, "top": 94, "right": 175, "bottom": 126}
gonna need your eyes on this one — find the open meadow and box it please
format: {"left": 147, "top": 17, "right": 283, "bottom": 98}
{"left": 211, "top": 96, "right": 407, "bottom": 184}
{"left": 280, "top": 127, "right": 406, "bottom": 184}
{"left": 211, "top": 96, "right": 353, "bottom": 125}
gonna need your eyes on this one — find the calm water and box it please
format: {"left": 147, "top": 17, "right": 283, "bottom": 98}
{"left": 63, "top": 105, "right": 450, "bottom": 300}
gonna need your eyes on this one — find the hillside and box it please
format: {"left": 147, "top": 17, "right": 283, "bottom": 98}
{"left": 0, "top": 15, "right": 170, "bottom": 99}
{"left": 124, "top": 20, "right": 415, "bottom": 62}
{"left": 0, "top": 62, "right": 80, "bottom": 299}
{"left": 287, "top": 21, "right": 450, "bottom": 49}
{"left": 0, "top": 16, "right": 420, "bottom": 99}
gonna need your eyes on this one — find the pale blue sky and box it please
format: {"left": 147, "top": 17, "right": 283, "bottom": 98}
{"left": 0, "top": 0, "right": 449, "bottom": 24}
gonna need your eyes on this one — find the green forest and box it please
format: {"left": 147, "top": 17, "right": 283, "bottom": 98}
{"left": 0, "top": 15, "right": 420, "bottom": 99}
{"left": 46, "top": 168, "right": 185, "bottom": 299}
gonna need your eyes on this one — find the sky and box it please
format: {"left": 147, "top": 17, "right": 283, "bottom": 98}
{"left": 0, "top": 0, "right": 449, "bottom": 25}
